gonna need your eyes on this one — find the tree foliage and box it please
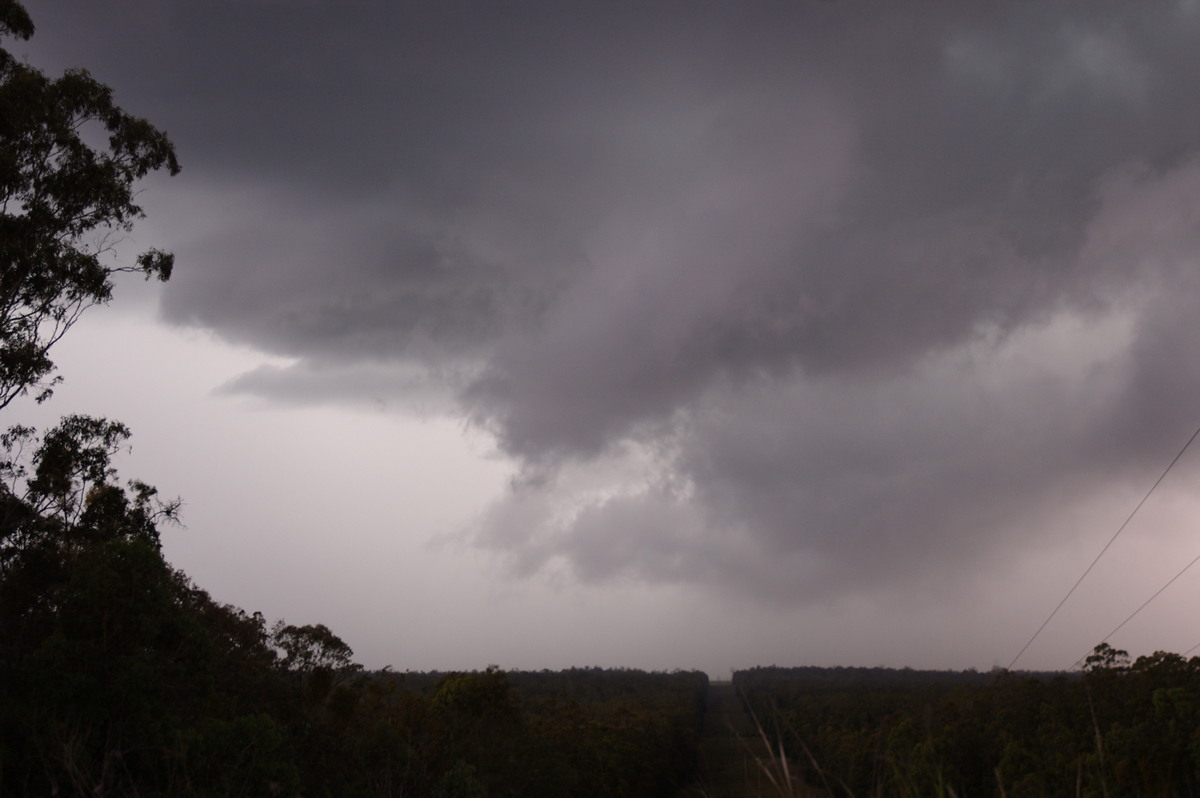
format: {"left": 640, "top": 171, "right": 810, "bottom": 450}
{"left": 272, "top": 621, "right": 357, "bottom": 674}
{"left": 0, "top": 416, "right": 181, "bottom": 644}
{"left": 736, "top": 653, "right": 1200, "bottom": 798}
{"left": 0, "top": 0, "right": 179, "bottom": 408}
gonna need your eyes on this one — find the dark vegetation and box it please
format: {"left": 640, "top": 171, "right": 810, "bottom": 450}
{"left": 736, "top": 649, "right": 1200, "bottom": 797}
{"left": 6, "top": 2, "right": 1200, "bottom": 796}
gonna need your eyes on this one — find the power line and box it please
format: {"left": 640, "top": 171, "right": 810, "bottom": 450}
{"left": 1070, "top": 549, "right": 1200, "bottom": 670}
{"left": 1007, "top": 425, "right": 1200, "bottom": 670}
{"left": 1101, "top": 551, "right": 1200, "bottom": 642}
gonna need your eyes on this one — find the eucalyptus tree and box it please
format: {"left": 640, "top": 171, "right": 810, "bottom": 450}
{"left": 0, "top": 0, "right": 179, "bottom": 409}
{"left": 0, "top": 7, "right": 188, "bottom": 791}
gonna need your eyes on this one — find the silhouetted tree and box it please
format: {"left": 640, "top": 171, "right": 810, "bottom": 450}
{"left": 0, "top": 0, "right": 178, "bottom": 409}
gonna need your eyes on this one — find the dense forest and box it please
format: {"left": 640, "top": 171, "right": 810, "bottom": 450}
{"left": 735, "top": 650, "right": 1200, "bottom": 797}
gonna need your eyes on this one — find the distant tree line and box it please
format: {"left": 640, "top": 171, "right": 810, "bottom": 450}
{"left": 736, "top": 651, "right": 1200, "bottom": 797}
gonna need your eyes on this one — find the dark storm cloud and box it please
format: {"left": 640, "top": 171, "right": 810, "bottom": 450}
{"left": 25, "top": 1, "right": 1200, "bottom": 600}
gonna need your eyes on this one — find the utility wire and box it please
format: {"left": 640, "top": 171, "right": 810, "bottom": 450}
{"left": 1007, "top": 425, "right": 1200, "bottom": 670}
{"left": 1101, "top": 551, "right": 1200, "bottom": 642}
{"left": 1069, "top": 549, "right": 1200, "bottom": 670}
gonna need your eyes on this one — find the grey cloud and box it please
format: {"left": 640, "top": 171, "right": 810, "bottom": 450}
{"left": 163, "top": 192, "right": 525, "bottom": 362}
{"left": 472, "top": 295, "right": 1177, "bottom": 602}
{"left": 218, "top": 358, "right": 459, "bottom": 416}
{"left": 25, "top": 0, "right": 1200, "bottom": 603}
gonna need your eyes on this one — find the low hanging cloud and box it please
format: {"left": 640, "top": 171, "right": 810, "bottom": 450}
{"left": 29, "top": 0, "right": 1200, "bottom": 603}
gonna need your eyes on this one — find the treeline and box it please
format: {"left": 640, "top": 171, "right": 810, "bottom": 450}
{"left": 0, "top": 421, "right": 706, "bottom": 797}
{"left": 0, "top": 446, "right": 707, "bottom": 797}
{"left": 735, "top": 649, "right": 1200, "bottom": 797}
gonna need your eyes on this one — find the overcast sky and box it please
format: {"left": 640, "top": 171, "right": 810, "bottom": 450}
{"left": 11, "top": 0, "right": 1200, "bottom": 676}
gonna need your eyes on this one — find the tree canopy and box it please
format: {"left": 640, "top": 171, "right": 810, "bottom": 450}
{"left": 0, "top": 0, "right": 179, "bottom": 408}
